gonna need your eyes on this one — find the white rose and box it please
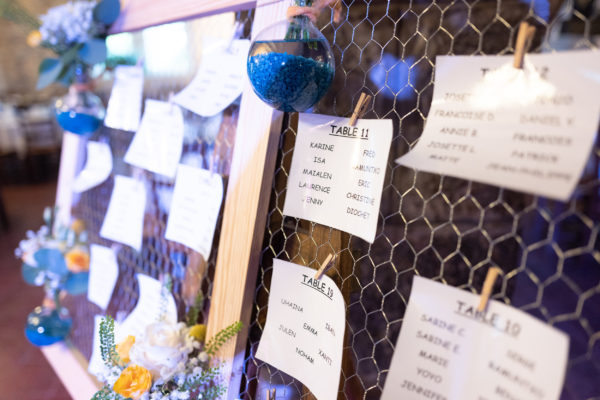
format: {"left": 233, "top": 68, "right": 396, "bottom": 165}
{"left": 129, "top": 321, "right": 189, "bottom": 381}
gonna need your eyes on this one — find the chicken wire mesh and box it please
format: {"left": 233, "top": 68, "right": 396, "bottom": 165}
{"left": 64, "top": 11, "right": 254, "bottom": 360}
{"left": 239, "top": 0, "right": 600, "bottom": 399}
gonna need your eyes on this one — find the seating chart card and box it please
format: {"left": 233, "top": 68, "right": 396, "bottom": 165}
{"left": 104, "top": 65, "right": 144, "bottom": 132}
{"left": 72, "top": 140, "right": 113, "bottom": 193}
{"left": 396, "top": 51, "right": 600, "bottom": 201}
{"left": 381, "top": 276, "right": 569, "bottom": 400}
{"left": 87, "top": 244, "right": 119, "bottom": 310}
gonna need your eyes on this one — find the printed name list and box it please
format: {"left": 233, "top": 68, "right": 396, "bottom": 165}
{"left": 381, "top": 276, "right": 569, "bottom": 400}
{"left": 283, "top": 113, "right": 392, "bottom": 243}
{"left": 255, "top": 259, "right": 346, "bottom": 400}
{"left": 396, "top": 51, "right": 600, "bottom": 201}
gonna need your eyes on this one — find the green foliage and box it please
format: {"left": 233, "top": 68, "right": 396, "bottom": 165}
{"left": 37, "top": 58, "right": 64, "bottom": 90}
{"left": 181, "top": 365, "right": 222, "bottom": 391}
{"left": 91, "top": 385, "right": 126, "bottom": 400}
{"left": 78, "top": 39, "right": 107, "bottom": 64}
{"left": 21, "top": 263, "right": 43, "bottom": 286}
{"left": 205, "top": 321, "right": 243, "bottom": 356}
{"left": 93, "top": 0, "right": 120, "bottom": 25}
{"left": 186, "top": 292, "right": 204, "bottom": 327}
{"left": 34, "top": 248, "right": 67, "bottom": 274}
{"left": 99, "top": 316, "right": 122, "bottom": 368}
{"left": 64, "top": 271, "right": 89, "bottom": 295}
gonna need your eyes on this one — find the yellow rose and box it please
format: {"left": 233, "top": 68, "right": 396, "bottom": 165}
{"left": 113, "top": 365, "right": 152, "bottom": 400}
{"left": 65, "top": 248, "right": 89, "bottom": 272}
{"left": 26, "top": 30, "right": 42, "bottom": 47}
{"left": 116, "top": 335, "right": 136, "bottom": 364}
{"left": 189, "top": 324, "right": 206, "bottom": 342}
{"left": 71, "top": 219, "right": 86, "bottom": 235}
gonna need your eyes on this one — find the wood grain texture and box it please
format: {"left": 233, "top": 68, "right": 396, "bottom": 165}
{"left": 109, "top": 0, "right": 256, "bottom": 33}
{"left": 205, "top": 1, "right": 287, "bottom": 398}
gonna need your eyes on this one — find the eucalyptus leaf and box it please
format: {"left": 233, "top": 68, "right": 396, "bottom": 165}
{"left": 34, "top": 248, "right": 67, "bottom": 275}
{"left": 78, "top": 39, "right": 107, "bottom": 65}
{"left": 64, "top": 272, "right": 89, "bottom": 295}
{"left": 36, "top": 58, "right": 63, "bottom": 90}
{"left": 21, "top": 263, "right": 44, "bottom": 286}
{"left": 93, "top": 0, "right": 120, "bottom": 25}
{"left": 56, "top": 63, "right": 76, "bottom": 87}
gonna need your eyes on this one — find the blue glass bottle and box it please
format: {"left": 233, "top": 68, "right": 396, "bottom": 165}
{"left": 247, "top": 11, "right": 335, "bottom": 112}
{"left": 24, "top": 288, "right": 72, "bottom": 346}
{"left": 55, "top": 64, "right": 105, "bottom": 136}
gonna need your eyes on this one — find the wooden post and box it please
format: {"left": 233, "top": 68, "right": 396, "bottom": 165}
{"left": 205, "top": 1, "right": 288, "bottom": 398}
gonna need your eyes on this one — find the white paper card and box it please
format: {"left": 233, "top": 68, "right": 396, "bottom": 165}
{"left": 164, "top": 164, "right": 223, "bottom": 259}
{"left": 283, "top": 113, "right": 393, "bottom": 243}
{"left": 88, "top": 315, "right": 110, "bottom": 376}
{"left": 256, "top": 259, "right": 345, "bottom": 400}
{"left": 100, "top": 175, "right": 146, "bottom": 252}
{"left": 124, "top": 99, "right": 184, "bottom": 178}
{"left": 381, "top": 276, "right": 569, "bottom": 400}
{"left": 173, "top": 39, "right": 250, "bottom": 117}
{"left": 72, "top": 141, "right": 112, "bottom": 193}
{"left": 118, "top": 274, "right": 177, "bottom": 340}
{"left": 396, "top": 51, "right": 600, "bottom": 201}
{"left": 87, "top": 244, "right": 119, "bottom": 310}
{"left": 104, "top": 65, "right": 144, "bottom": 132}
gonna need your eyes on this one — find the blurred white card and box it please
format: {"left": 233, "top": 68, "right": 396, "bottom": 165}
{"left": 118, "top": 274, "right": 177, "bottom": 340}
{"left": 73, "top": 141, "right": 112, "bottom": 193}
{"left": 125, "top": 99, "right": 184, "bottom": 178}
{"left": 256, "top": 259, "right": 346, "bottom": 400}
{"left": 283, "top": 113, "right": 392, "bottom": 243}
{"left": 100, "top": 175, "right": 146, "bottom": 252}
{"left": 88, "top": 315, "right": 111, "bottom": 376}
{"left": 396, "top": 51, "right": 600, "bottom": 201}
{"left": 87, "top": 244, "right": 119, "bottom": 310}
{"left": 173, "top": 39, "right": 250, "bottom": 117}
{"left": 165, "top": 164, "right": 223, "bottom": 259}
{"left": 104, "top": 65, "right": 144, "bottom": 132}
{"left": 381, "top": 276, "right": 569, "bottom": 400}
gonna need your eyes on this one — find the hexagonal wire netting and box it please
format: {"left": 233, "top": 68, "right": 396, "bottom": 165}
{"left": 66, "top": 11, "right": 255, "bottom": 359}
{"left": 239, "top": 0, "right": 600, "bottom": 399}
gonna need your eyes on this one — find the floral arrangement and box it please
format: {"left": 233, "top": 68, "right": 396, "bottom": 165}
{"left": 92, "top": 301, "right": 242, "bottom": 400}
{"left": 15, "top": 206, "right": 90, "bottom": 296}
{"left": 0, "top": 0, "right": 121, "bottom": 89}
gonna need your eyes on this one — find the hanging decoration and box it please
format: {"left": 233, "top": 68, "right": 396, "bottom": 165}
{"left": 15, "top": 207, "right": 90, "bottom": 346}
{"left": 247, "top": 0, "right": 340, "bottom": 112}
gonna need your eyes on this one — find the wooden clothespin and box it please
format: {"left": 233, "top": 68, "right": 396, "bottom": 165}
{"left": 513, "top": 21, "right": 536, "bottom": 69}
{"left": 349, "top": 92, "right": 372, "bottom": 126}
{"left": 266, "top": 388, "right": 276, "bottom": 400}
{"left": 477, "top": 267, "right": 502, "bottom": 312}
{"left": 314, "top": 253, "right": 335, "bottom": 280}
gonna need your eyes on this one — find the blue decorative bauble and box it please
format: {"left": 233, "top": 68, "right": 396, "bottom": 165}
{"left": 247, "top": 16, "right": 335, "bottom": 112}
{"left": 25, "top": 305, "right": 72, "bottom": 346}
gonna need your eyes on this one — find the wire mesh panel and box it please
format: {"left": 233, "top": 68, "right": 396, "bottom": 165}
{"left": 64, "top": 10, "right": 255, "bottom": 360}
{"left": 240, "top": 0, "right": 600, "bottom": 399}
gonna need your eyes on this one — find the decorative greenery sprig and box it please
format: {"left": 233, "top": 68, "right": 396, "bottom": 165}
{"left": 92, "top": 385, "right": 126, "bottom": 400}
{"left": 205, "top": 321, "right": 243, "bottom": 356}
{"left": 99, "top": 315, "right": 123, "bottom": 368}
{"left": 186, "top": 292, "right": 204, "bottom": 327}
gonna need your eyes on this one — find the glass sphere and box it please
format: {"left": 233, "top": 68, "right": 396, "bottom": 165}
{"left": 247, "top": 16, "right": 335, "bottom": 112}
{"left": 25, "top": 305, "right": 72, "bottom": 346}
{"left": 55, "top": 86, "right": 105, "bottom": 136}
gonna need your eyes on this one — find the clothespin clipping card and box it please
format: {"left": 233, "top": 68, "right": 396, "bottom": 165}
{"left": 314, "top": 253, "right": 335, "bottom": 280}
{"left": 266, "top": 388, "right": 276, "bottom": 400}
{"left": 349, "top": 92, "right": 372, "bottom": 126}
{"left": 477, "top": 266, "right": 502, "bottom": 312}
{"left": 513, "top": 21, "right": 536, "bottom": 69}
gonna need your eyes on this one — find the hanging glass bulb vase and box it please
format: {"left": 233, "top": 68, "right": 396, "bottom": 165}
{"left": 24, "top": 285, "right": 72, "bottom": 346}
{"left": 247, "top": 1, "right": 335, "bottom": 112}
{"left": 55, "top": 64, "right": 105, "bottom": 136}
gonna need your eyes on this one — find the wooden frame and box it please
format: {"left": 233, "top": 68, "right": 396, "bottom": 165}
{"left": 53, "top": 0, "right": 288, "bottom": 398}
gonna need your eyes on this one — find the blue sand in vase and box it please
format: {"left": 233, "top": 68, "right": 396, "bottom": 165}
{"left": 248, "top": 40, "right": 334, "bottom": 112}
{"left": 56, "top": 111, "right": 102, "bottom": 136}
{"left": 25, "top": 306, "right": 72, "bottom": 346}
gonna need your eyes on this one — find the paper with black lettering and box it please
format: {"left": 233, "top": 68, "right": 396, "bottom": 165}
{"left": 72, "top": 141, "right": 112, "bottom": 193}
{"left": 256, "top": 259, "right": 345, "bottom": 400}
{"left": 165, "top": 164, "right": 223, "bottom": 259}
{"left": 173, "top": 39, "right": 250, "bottom": 117}
{"left": 283, "top": 113, "right": 392, "bottom": 243}
{"left": 396, "top": 51, "right": 600, "bottom": 201}
{"left": 87, "top": 244, "right": 119, "bottom": 310}
{"left": 100, "top": 175, "right": 146, "bottom": 252}
{"left": 104, "top": 65, "right": 144, "bottom": 132}
{"left": 381, "top": 276, "right": 569, "bottom": 400}
{"left": 118, "top": 274, "right": 177, "bottom": 340}
{"left": 124, "top": 99, "right": 184, "bottom": 178}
